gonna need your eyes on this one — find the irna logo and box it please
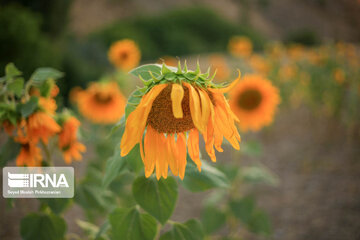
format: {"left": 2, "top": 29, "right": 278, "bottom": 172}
{"left": 8, "top": 172, "right": 69, "bottom": 188}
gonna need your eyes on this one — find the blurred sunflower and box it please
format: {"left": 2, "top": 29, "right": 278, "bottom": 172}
{"left": 333, "top": 68, "right": 345, "bottom": 84}
{"left": 229, "top": 74, "right": 280, "bottom": 131}
{"left": 14, "top": 134, "right": 42, "bottom": 166}
{"left": 58, "top": 116, "right": 86, "bottom": 164}
{"left": 249, "top": 54, "right": 270, "bottom": 76}
{"left": 108, "top": 39, "right": 141, "bottom": 71}
{"left": 76, "top": 82, "right": 126, "bottom": 124}
{"left": 27, "top": 111, "right": 61, "bottom": 144}
{"left": 121, "top": 63, "right": 241, "bottom": 179}
{"left": 228, "top": 36, "right": 253, "bottom": 58}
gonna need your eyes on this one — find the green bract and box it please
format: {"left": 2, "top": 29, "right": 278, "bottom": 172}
{"left": 129, "top": 62, "right": 229, "bottom": 96}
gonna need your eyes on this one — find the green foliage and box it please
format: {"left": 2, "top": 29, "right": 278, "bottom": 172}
{"left": 132, "top": 176, "right": 178, "bottom": 224}
{"left": 160, "top": 219, "right": 205, "bottom": 240}
{"left": 20, "top": 212, "right": 66, "bottom": 240}
{"left": 0, "top": 5, "right": 62, "bottom": 78}
{"left": 285, "top": 29, "right": 321, "bottom": 46}
{"left": 0, "top": 138, "right": 21, "bottom": 167}
{"left": 19, "top": 96, "right": 38, "bottom": 117}
{"left": 109, "top": 207, "right": 157, "bottom": 240}
{"left": 91, "top": 7, "right": 265, "bottom": 61}
{"left": 182, "top": 160, "right": 230, "bottom": 192}
{"left": 38, "top": 198, "right": 71, "bottom": 215}
{"left": 102, "top": 146, "right": 126, "bottom": 188}
{"left": 30, "top": 67, "right": 64, "bottom": 87}
{"left": 201, "top": 206, "right": 227, "bottom": 234}
{"left": 230, "top": 195, "right": 272, "bottom": 236}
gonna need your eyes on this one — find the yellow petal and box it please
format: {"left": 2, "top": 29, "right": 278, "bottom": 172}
{"left": 198, "top": 89, "right": 211, "bottom": 129}
{"left": 183, "top": 83, "right": 204, "bottom": 133}
{"left": 203, "top": 118, "right": 216, "bottom": 162}
{"left": 171, "top": 84, "right": 184, "bottom": 118}
{"left": 217, "top": 69, "right": 241, "bottom": 93}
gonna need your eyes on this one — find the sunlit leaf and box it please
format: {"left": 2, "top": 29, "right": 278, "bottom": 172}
{"left": 159, "top": 219, "right": 204, "bottom": 240}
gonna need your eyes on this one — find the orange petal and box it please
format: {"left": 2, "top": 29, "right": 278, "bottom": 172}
{"left": 187, "top": 129, "right": 202, "bottom": 171}
{"left": 171, "top": 84, "right": 184, "bottom": 118}
{"left": 121, "top": 84, "right": 167, "bottom": 156}
{"left": 176, "top": 132, "right": 187, "bottom": 180}
{"left": 167, "top": 134, "right": 179, "bottom": 176}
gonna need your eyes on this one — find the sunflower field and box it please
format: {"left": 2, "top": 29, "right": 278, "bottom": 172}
{"left": 1, "top": 1, "right": 360, "bottom": 240}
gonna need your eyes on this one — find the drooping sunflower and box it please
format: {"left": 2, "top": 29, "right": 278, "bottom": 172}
{"left": 120, "top": 63, "right": 241, "bottom": 180}
{"left": 76, "top": 82, "right": 126, "bottom": 124}
{"left": 229, "top": 74, "right": 280, "bottom": 131}
{"left": 108, "top": 39, "right": 141, "bottom": 71}
{"left": 228, "top": 36, "right": 253, "bottom": 58}
{"left": 58, "top": 116, "right": 86, "bottom": 164}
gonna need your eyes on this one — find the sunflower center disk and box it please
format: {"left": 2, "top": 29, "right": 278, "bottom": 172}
{"left": 94, "top": 93, "right": 113, "bottom": 104}
{"left": 237, "top": 89, "right": 262, "bottom": 111}
{"left": 147, "top": 85, "right": 195, "bottom": 134}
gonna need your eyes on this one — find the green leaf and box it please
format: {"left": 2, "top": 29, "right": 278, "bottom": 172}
{"left": 20, "top": 96, "right": 38, "bottom": 117}
{"left": 125, "top": 89, "right": 142, "bottom": 119}
{"left": 30, "top": 68, "right": 64, "bottom": 87}
{"left": 201, "top": 206, "right": 226, "bottom": 234}
{"left": 109, "top": 207, "right": 157, "bottom": 240}
{"left": 132, "top": 176, "right": 178, "bottom": 224}
{"left": 240, "top": 165, "right": 279, "bottom": 186}
{"left": 241, "top": 140, "right": 262, "bottom": 157}
{"left": 0, "top": 138, "right": 21, "bottom": 167}
{"left": 5, "top": 63, "right": 22, "bottom": 78}
{"left": 181, "top": 160, "right": 230, "bottom": 192}
{"left": 38, "top": 198, "right": 71, "bottom": 215}
{"left": 160, "top": 219, "right": 205, "bottom": 240}
{"left": 20, "top": 212, "right": 66, "bottom": 240}
{"left": 129, "top": 64, "right": 162, "bottom": 81}
{"left": 77, "top": 220, "right": 100, "bottom": 238}
{"left": 247, "top": 209, "right": 272, "bottom": 236}
{"left": 123, "top": 144, "right": 143, "bottom": 173}
{"left": 8, "top": 77, "right": 24, "bottom": 97}
{"left": 102, "top": 147, "right": 126, "bottom": 188}
{"left": 230, "top": 195, "right": 256, "bottom": 223}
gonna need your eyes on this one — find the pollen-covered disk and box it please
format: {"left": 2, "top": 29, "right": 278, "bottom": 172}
{"left": 120, "top": 61, "right": 242, "bottom": 180}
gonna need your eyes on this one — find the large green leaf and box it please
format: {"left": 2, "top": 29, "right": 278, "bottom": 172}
{"left": 181, "top": 160, "right": 230, "bottom": 192}
{"left": 132, "top": 176, "right": 178, "bottom": 224}
{"left": 20, "top": 96, "right": 38, "bottom": 118}
{"left": 109, "top": 207, "right": 157, "bottom": 240}
{"left": 129, "top": 64, "right": 162, "bottom": 81}
{"left": 159, "top": 219, "right": 204, "bottom": 240}
{"left": 5, "top": 63, "right": 22, "bottom": 79}
{"left": 247, "top": 209, "right": 272, "bottom": 236}
{"left": 30, "top": 68, "right": 64, "bottom": 87}
{"left": 20, "top": 213, "right": 66, "bottom": 240}
{"left": 201, "top": 206, "right": 226, "bottom": 234}
{"left": 0, "top": 137, "right": 21, "bottom": 167}
{"left": 8, "top": 77, "right": 24, "bottom": 97}
{"left": 102, "top": 147, "right": 126, "bottom": 188}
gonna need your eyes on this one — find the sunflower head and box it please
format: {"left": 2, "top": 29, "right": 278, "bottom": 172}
{"left": 229, "top": 74, "right": 280, "bottom": 132}
{"left": 121, "top": 62, "right": 241, "bottom": 179}
{"left": 108, "top": 39, "right": 141, "bottom": 71}
{"left": 76, "top": 81, "right": 126, "bottom": 124}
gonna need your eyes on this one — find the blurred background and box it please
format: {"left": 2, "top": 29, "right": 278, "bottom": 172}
{"left": 0, "top": 0, "right": 360, "bottom": 239}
